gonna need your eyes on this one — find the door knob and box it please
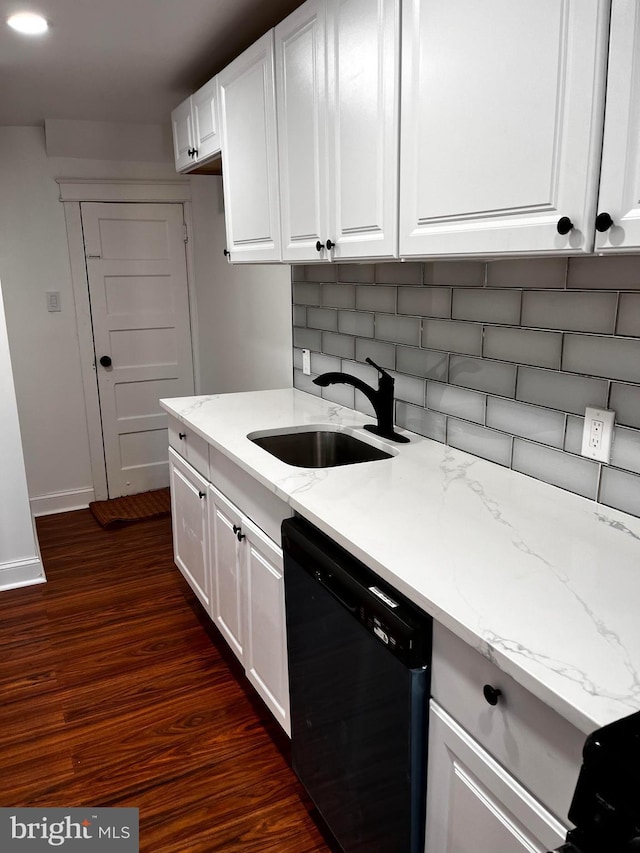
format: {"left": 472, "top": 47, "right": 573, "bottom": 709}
{"left": 556, "top": 216, "right": 573, "bottom": 235}
{"left": 595, "top": 211, "right": 614, "bottom": 232}
{"left": 99, "top": 355, "right": 112, "bottom": 368}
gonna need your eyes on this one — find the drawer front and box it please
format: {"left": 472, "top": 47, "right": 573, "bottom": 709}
{"left": 431, "top": 622, "right": 583, "bottom": 822}
{"left": 167, "top": 416, "right": 209, "bottom": 479}
{"left": 209, "top": 447, "right": 291, "bottom": 543}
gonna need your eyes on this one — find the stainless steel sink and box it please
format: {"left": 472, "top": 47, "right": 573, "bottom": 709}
{"left": 248, "top": 428, "right": 394, "bottom": 468}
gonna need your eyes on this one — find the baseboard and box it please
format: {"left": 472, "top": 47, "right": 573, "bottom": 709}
{"left": 0, "top": 555, "right": 46, "bottom": 591}
{"left": 30, "top": 487, "right": 95, "bottom": 517}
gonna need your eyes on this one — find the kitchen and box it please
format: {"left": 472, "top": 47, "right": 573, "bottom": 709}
{"left": 2, "top": 0, "right": 640, "bottom": 851}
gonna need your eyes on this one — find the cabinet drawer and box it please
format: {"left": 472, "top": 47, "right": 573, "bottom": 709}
{"left": 209, "top": 447, "right": 291, "bottom": 543}
{"left": 168, "top": 416, "right": 209, "bottom": 479}
{"left": 431, "top": 622, "right": 583, "bottom": 823}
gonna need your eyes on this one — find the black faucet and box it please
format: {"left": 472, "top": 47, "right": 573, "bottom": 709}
{"left": 313, "top": 358, "right": 410, "bottom": 443}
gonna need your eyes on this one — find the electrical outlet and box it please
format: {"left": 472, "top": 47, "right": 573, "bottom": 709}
{"left": 302, "top": 348, "right": 311, "bottom": 376}
{"left": 46, "top": 291, "right": 61, "bottom": 312}
{"left": 581, "top": 407, "right": 615, "bottom": 463}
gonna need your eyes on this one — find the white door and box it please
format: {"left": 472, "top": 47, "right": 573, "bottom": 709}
{"left": 209, "top": 484, "right": 245, "bottom": 663}
{"left": 425, "top": 701, "right": 567, "bottom": 853}
{"left": 399, "top": 0, "right": 610, "bottom": 257}
{"left": 82, "top": 202, "right": 195, "bottom": 498}
{"left": 595, "top": 0, "right": 640, "bottom": 251}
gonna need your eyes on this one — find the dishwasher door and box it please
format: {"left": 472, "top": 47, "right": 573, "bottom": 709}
{"left": 282, "top": 517, "right": 431, "bottom": 853}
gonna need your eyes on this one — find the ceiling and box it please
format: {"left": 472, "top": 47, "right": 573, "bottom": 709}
{"left": 0, "top": 0, "right": 304, "bottom": 127}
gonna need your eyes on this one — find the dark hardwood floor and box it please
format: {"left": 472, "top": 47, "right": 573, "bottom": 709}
{"left": 0, "top": 509, "right": 334, "bottom": 852}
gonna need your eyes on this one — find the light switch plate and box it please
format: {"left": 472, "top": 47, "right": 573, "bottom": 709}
{"left": 46, "top": 291, "right": 61, "bottom": 312}
{"left": 581, "top": 407, "right": 615, "bottom": 463}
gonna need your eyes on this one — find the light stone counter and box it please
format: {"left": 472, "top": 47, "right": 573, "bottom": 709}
{"left": 161, "top": 388, "right": 640, "bottom": 735}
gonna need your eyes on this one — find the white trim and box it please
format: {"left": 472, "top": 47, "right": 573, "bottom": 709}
{"left": 0, "top": 556, "right": 46, "bottom": 591}
{"left": 31, "top": 487, "right": 95, "bottom": 517}
{"left": 183, "top": 202, "right": 202, "bottom": 395}
{"left": 56, "top": 178, "right": 192, "bottom": 203}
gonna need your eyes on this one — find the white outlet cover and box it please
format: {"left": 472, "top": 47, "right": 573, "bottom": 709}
{"left": 581, "top": 407, "right": 615, "bottom": 463}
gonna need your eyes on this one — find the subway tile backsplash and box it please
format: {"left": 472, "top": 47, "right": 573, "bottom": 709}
{"left": 291, "top": 257, "right": 640, "bottom": 519}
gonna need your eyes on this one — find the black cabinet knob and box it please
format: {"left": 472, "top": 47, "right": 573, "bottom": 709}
{"left": 325, "top": 239, "right": 335, "bottom": 250}
{"left": 232, "top": 524, "right": 245, "bottom": 542}
{"left": 315, "top": 240, "right": 323, "bottom": 252}
{"left": 483, "top": 684, "right": 502, "bottom": 706}
{"left": 223, "top": 248, "right": 230, "bottom": 257}
{"left": 556, "top": 216, "right": 573, "bottom": 235}
{"left": 187, "top": 147, "right": 198, "bottom": 158}
{"left": 178, "top": 432, "right": 186, "bottom": 440}
{"left": 595, "top": 211, "right": 614, "bottom": 232}
{"left": 99, "top": 355, "right": 112, "bottom": 368}
{"left": 198, "top": 490, "right": 206, "bottom": 499}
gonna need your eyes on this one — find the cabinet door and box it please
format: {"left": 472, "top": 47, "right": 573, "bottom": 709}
{"left": 218, "top": 31, "right": 282, "bottom": 263}
{"left": 209, "top": 485, "right": 244, "bottom": 662}
{"left": 168, "top": 449, "right": 211, "bottom": 613}
{"left": 276, "top": 0, "right": 329, "bottom": 262}
{"left": 326, "top": 0, "right": 400, "bottom": 260}
{"left": 171, "top": 96, "right": 195, "bottom": 173}
{"left": 399, "top": 0, "right": 610, "bottom": 257}
{"left": 243, "top": 518, "right": 290, "bottom": 735}
{"left": 425, "top": 701, "right": 567, "bottom": 853}
{"left": 595, "top": 0, "right": 640, "bottom": 251}
{"left": 191, "top": 76, "right": 221, "bottom": 162}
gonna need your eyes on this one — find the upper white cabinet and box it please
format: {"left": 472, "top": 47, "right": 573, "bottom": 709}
{"left": 595, "top": 0, "right": 640, "bottom": 251}
{"left": 399, "top": 0, "right": 611, "bottom": 258}
{"left": 171, "top": 77, "right": 221, "bottom": 173}
{"left": 275, "top": 0, "right": 400, "bottom": 262}
{"left": 218, "top": 31, "right": 282, "bottom": 263}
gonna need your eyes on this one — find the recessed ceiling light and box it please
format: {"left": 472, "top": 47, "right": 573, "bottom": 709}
{"left": 7, "top": 12, "right": 48, "bottom": 35}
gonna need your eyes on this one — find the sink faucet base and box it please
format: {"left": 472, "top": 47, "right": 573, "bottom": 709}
{"left": 363, "top": 423, "right": 410, "bottom": 443}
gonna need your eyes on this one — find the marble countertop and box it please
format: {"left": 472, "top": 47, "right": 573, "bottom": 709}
{"left": 161, "top": 388, "right": 640, "bottom": 735}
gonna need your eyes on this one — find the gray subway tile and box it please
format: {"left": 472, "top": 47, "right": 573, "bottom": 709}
{"left": 423, "top": 261, "right": 485, "bottom": 287}
{"left": 293, "top": 327, "right": 322, "bottom": 351}
{"left": 292, "top": 305, "right": 307, "bottom": 327}
{"left": 397, "top": 286, "right": 451, "bottom": 318}
{"left": 562, "top": 334, "right": 640, "bottom": 383}
{"left": 564, "top": 415, "right": 585, "bottom": 455}
{"left": 293, "top": 348, "right": 303, "bottom": 370}
{"left": 292, "top": 281, "right": 322, "bottom": 306}
{"left": 294, "top": 370, "right": 321, "bottom": 396}
{"left": 449, "top": 355, "right": 516, "bottom": 397}
{"left": 303, "top": 264, "right": 337, "bottom": 282}
{"left": 422, "top": 319, "right": 483, "bottom": 355}
{"left": 354, "top": 390, "right": 376, "bottom": 418}
{"left": 512, "top": 440, "right": 599, "bottom": 499}
{"left": 336, "top": 263, "right": 375, "bottom": 283}
{"left": 516, "top": 366, "right": 607, "bottom": 415}
{"left": 322, "top": 283, "right": 356, "bottom": 309}
{"left": 321, "top": 383, "right": 355, "bottom": 409}
{"left": 390, "top": 372, "right": 426, "bottom": 406}
{"left": 375, "top": 314, "right": 421, "bottom": 346}
{"left": 483, "top": 326, "right": 562, "bottom": 369}
{"left": 486, "top": 397, "right": 565, "bottom": 448}
{"left": 355, "top": 339, "right": 395, "bottom": 370}
{"left": 310, "top": 353, "right": 340, "bottom": 376}
{"left": 306, "top": 307, "right": 338, "bottom": 332}
{"left": 291, "top": 265, "right": 306, "bottom": 282}
{"left": 447, "top": 419, "right": 513, "bottom": 466}
{"left": 341, "top": 359, "right": 378, "bottom": 387}
{"left": 568, "top": 255, "right": 640, "bottom": 290}
{"left": 356, "top": 285, "right": 396, "bottom": 313}
{"left": 522, "top": 291, "right": 617, "bottom": 333}
{"left": 599, "top": 467, "right": 640, "bottom": 518}
{"left": 487, "top": 258, "right": 567, "bottom": 289}
{"left": 322, "top": 332, "right": 355, "bottom": 360}
{"left": 610, "top": 383, "right": 640, "bottom": 429}
{"left": 397, "top": 346, "right": 448, "bottom": 381}
{"left": 452, "top": 288, "right": 521, "bottom": 325}
{"left": 338, "top": 310, "right": 374, "bottom": 338}
{"left": 616, "top": 293, "right": 640, "bottom": 337}
{"left": 375, "top": 262, "right": 423, "bottom": 284}
{"left": 610, "top": 426, "right": 640, "bottom": 475}
{"left": 395, "top": 402, "right": 446, "bottom": 442}
{"left": 426, "top": 381, "right": 485, "bottom": 423}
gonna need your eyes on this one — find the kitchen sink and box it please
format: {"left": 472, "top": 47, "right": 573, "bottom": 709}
{"left": 248, "top": 427, "right": 394, "bottom": 468}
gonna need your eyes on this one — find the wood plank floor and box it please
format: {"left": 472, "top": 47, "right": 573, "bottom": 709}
{"left": 0, "top": 509, "right": 336, "bottom": 853}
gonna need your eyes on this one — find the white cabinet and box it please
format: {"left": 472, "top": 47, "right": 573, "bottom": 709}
{"left": 209, "top": 485, "right": 245, "bottom": 661}
{"left": 425, "top": 702, "right": 567, "bottom": 853}
{"left": 218, "top": 31, "right": 282, "bottom": 263}
{"left": 399, "top": 0, "right": 610, "bottom": 257}
{"left": 168, "top": 448, "right": 211, "bottom": 614}
{"left": 171, "top": 77, "right": 221, "bottom": 173}
{"left": 275, "top": 0, "right": 400, "bottom": 261}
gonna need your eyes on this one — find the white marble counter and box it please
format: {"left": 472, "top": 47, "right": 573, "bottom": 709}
{"left": 161, "top": 389, "right": 640, "bottom": 735}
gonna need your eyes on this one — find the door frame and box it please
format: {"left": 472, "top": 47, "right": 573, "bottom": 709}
{"left": 58, "top": 179, "right": 199, "bottom": 502}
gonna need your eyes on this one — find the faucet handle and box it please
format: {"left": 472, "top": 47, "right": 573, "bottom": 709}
{"left": 365, "top": 357, "right": 392, "bottom": 380}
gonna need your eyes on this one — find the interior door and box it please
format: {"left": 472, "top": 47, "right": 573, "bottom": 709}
{"left": 82, "top": 202, "right": 194, "bottom": 498}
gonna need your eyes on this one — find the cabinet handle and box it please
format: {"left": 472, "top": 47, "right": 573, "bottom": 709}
{"left": 178, "top": 432, "right": 186, "bottom": 440}
{"left": 232, "top": 524, "right": 246, "bottom": 542}
{"left": 595, "top": 211, "right": 614, "bottom": 232}
{"left": 187, "top": 147, "right": 198, "bottom": 158}
{"left": 325, "top": 239, "right": 335, "bottom": 250}
{"left": 483, "top": 684, "right": 502, "bottom": 706}
{"left": 223, "top": 248, "right": 230, "bottom": 258}
{"left": 198, "top": 491, "right": 206, "bottom": 499}
{"left": 556, "top": 216, "right": 573, "bottom": 235}
{"left": 315, "top": 240, "right": 323, "bottom": 252}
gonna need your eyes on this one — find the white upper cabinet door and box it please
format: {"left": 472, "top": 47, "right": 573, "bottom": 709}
{"left": 191, "top": 76, "right": 221, "bottom": 162}
{"left": 218, "top": 31, "right": 282, "bottom": 263}
{"left": 595, "top": 0, "right": 640, "bottom": 251}
{"left": 326, "top": 0, "right": 400, "bottom": 260}
{"left": 276, "top": 0, "right": 329, "bottom": 262}
{"left": 171, "top": 96, "right": 195, "bottom": 173}
{"left": 399, "top": 0, "right": 610, "bottom": 258}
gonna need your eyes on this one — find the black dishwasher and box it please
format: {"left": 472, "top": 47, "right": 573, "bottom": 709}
{"left": 282, "top": 516, "right": 432, "bottom": 853}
